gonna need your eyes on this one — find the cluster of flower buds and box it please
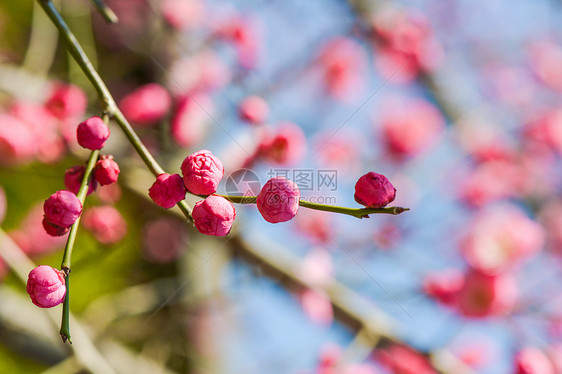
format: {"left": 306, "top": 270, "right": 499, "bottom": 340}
{"left": 28, "top": 113, "right": 121, "bottom": 308}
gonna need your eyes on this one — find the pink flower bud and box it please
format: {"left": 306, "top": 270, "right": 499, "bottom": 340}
{"left": 256, "top": 177, "right": 300, "bottom": 223}
{"left": 181, "top": 150, "right": 224, "bottom": 195}
{"left": 354, "top": 172, "right": 396, "bottom": 208}
{"left": 94, "top": 155, "right": 120, "bottom": 186}
{"left": 76, "top": 116, "right": 110, "bottom": 150}
{"left": 44, "top": 83, "right": 87, "bottom": 120}
{"left": 192, "top": 195, "right": 236, "bottom": 236}
{"left": 149, "top": 173, "right": 186, "bottom": 208}
{"left": 26, "top": 265, "right": 66, "bottom": 308}
{"left": 171, "top": 95, "right": 210, "bottom": 147}
{"left": 239, "top": 95, "right": 269, "bottom": 124}
{"left": 42, "top": 217, "right": 70, "bottom": 237}
{"left": 82, "top": 205, "right": 127, "bottom": 245}
{"left": 64, "top": 165, "right": 97, "bottom": 195}
{"left": 119, "top": 83, "right": 171, "bottom": 126}
{"left": 43, "top": 190, "right": 83, "bottom": 228}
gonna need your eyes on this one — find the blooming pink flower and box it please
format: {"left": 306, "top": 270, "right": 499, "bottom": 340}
{"left": 160, "top": 0, "right": 203, "bottom": 30}
{"left": 0, "top": 114, "right": 37, "bottom": 165}
{"left": 181, "top": 150, "right": 224, "bottom": 195}
{"left": 119, "top": 83, "right": 171, "bottom": 126}
{"left": 192, "top": 195, "right": 236, "bottom": 236}
{"left": 258, "top": 122, "right": 307, "bottom": 165}
{"left": 354, "top": 172, "right": 396, "bottom": 208}
{"left": 461, "top": 205, "right": 545, "bottom": 274}
{"left": 317, "top": 37, "right": 367, "bottom": 101}
{"left": 378, "top": 97, "right": 444, "bottom": 159}
{"left": 514, "top": 347, "right": 555, "bottom": 374}
{"left": 215, "top": 16, "right": 259, "bottom": 69}
{"left": 523, "top": 109, "right": 562, "bottom": 155}
{"left": 26, "top": 265, "right": 66, "bottom": 308}
{"left": 239, "top": 95, "right": 269, "bottom": 125}
{"left": 64, "top": 165, "right": 97, "bottom": 195}
{"left": 257, "top": 177, "right": 300, "bottom": 223}
{"left": 42, "top": 216, "right": 70, "bottom": 237}
{"left": 170, "top": 95, "right": 210, "bottom": 147}
{"left": 43, "top": 190, "right": 83, "bottom": 228}
{"left": 423, "top": 269, "right": 464, "bottom": 307}
{"left": 149, "top": 173, "right": 186, "bottom": 209}
{"left": 76, "top": 116, "right": 110, "bottom": 150}
{"left": 457, "top": 269, "right": 518, "bottom": 318}
{"left": 44, "top": 83, "right": 87, "bottom": 120}
{"left": 372, "top": 9, "right": 443, "bottom": 83}
{"left": 94, "top": 155, "right": 120, "bottom": 186}
{"left": 10, "top": 101, "right": 65, "bottom": 164}
{"left": 142, "top": 218, "right": 187, "bottom": 263}
{"left": 82, "top": 205, "right": 127, "bottom": 245}
{"left": 458, "top": 160, "right": 520, "bottom": 207}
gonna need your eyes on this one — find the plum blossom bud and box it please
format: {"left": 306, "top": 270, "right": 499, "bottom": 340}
{"left": 82, "top": 206, "right": 127, "bottom": 245}
{"left": 26, "top": 265, "right": 66, "bottom": 308}
{"left": 149, "top": 173, "right": 186, "bottom": 208}
{"left": 44, "top": 83, "right": 87, "bottom": 120}
{"left": 181, "top": 150, "right": 224, "bottom": 195}
{"left": 43, "top": 190, "right": 82, "bottom": 228}
{"left": 192, "top": 195, "right": 236, "bottom": 236}
{"left": 76, "top": 116, "right": 110, "bottom": 150}
{"left": 42, "top": 217, "right": 70, "bottom": 237}
{"left": 64, "top": 165, "right": 97, "bottom": 195}
{"left": 257, "top": 177, "right": 300, "bottom": 223}
{"left": 119, "top": 83, "right": 171, "bottom": 126}
{"left": 354, "top": 172, "right": 396, "bottom": 208}
{"left": 94, "top": 155, "right": 120, "bottom": 186}
{"left": 239, "top": 95, "right": 269, "bottom": 125}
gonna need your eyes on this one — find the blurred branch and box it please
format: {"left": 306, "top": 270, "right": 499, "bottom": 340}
{"left": 22, "top": 0, "right": 60, "bottom": 75}
{"left": 89, "top": 0, "right": 118, "bottom": 24}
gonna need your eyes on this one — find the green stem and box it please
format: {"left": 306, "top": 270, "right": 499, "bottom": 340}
{"left": 60, "top": 148, "right": 100, "bottom": 272}
{"left": 36, "top": 0, "right": 165, "bottom": 178}
{"left": 89, "top": 0, "right": 119, "bottom": 24}
{"left": 217, "top": 195, "right": 409, "bottom": 219}
{"left": 58, "top": 145, "right": 99, "bottom": 344}
{"left": 60, "top": 274, "right": 71, "bottom": 344}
